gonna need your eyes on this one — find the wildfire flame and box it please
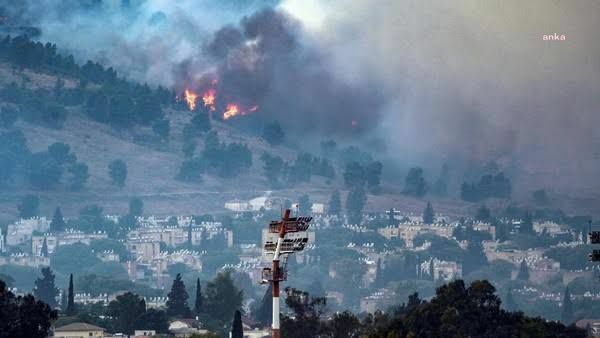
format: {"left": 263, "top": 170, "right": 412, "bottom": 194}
{"left": 223, "top": 104, "right": 240, "bottom": 120}
{"left": 184, "top": 89, "right": 198, "bottom": 111}
{"left": 202, "top": 89, "right": 216, "bottom": 111}
{"left": 179, "top": 79, "right": 258, "bottom": 120}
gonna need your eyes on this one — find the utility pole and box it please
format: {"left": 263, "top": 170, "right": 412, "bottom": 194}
{"left": 262, "top": 209, "right": 312, "bottom": 338}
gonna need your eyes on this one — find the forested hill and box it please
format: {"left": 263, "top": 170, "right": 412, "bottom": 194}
{"left": 0, "top": 35, "right": 416, "bottom": 220}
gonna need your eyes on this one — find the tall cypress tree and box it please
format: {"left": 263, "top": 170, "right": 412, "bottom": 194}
{"left": 40, "top": 237, "right": 49, "bottom": 257}
{"left": 166, "top": 273, "right": 191, "bottom": 317}
{"left": 422, "top": 201, "right": 435, "bottom": 224}
{"left": 34, "top": 267, "right": 59, "bottom": 308}
{"left": 328, "top": 190, "right": 341, "bottom": 216}
{"left": 231, "top": 309, "right": 243, "bottom": 338}
{"left": 561, "top": 287, "right": 573, "bottom": 324}
{"left": 194, "top": 278, "right": 202, "bottom": 314}
{"left": 517, "top": 260, "right": 530, "bottom": 281}
{"left": 50, "top": 207, "right": 66, "bottom": 233}
{"left": 66, "top": 273, "right": 76, "bottom": 315}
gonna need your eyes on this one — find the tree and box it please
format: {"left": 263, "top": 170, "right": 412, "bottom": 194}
{"left": 203, "top": 272, "right": 243, "bottom": 330}
{"left": 475, "top": 205, "right": 492, "bottom": 223}
{"left": 432, "top": 163, "right": 449, "bottom": 196}
{"left": 346, "top": 187, "right": 366, "bottom": 225}
{"left": 18, "top": 194, "right": 39, "bottom": 218}
{"left": 281, "top": 288, "right": 327, "bottom": 338}
{"left": 190, "top": 112, "right": 211, "bottom": 133}
{"left": 108, "top": 159, "right": 127, "bottom": 187}
{"left": 47, "top": 142, "right": 74, "bottom": 165}
{"left": 40, "top": 237, "right": 49, "bottom": 257}
{"left": 373, "top": 258, "right": 384, "bottom": 287}
{"left": 129, "top": 197, "right": 144, "bottom": 217}
{"left": 561, "top": 287, "right": 573, "bottom": 324}
{"left": 298, "top": 194, "right": 311, "bottom": 215}
{"left": 50, "top": 207, "right": 66, "bottom": 233}
{"left": 262, "top": 121, "right": 285, "bottom": 146}
{"left": 327, "top": 311, "right": 360, "bottom": 338}
{"left": 27, "top": 152, "right": 64, "bottom": 189}
{"left": 520, "top": 212, "right": 534, "bottom": 234}
{"left": 166, "top": 273, "right": 191, "bottom": 318}
{"left": 50, "top": 243, "right": 101, "bottom": 275}
{"left": 343, "top": 161, "right": 366, "bottom": 189}
{"left": 108, "top": 292, "right": 147, "bottom": 335}
{"left": 365, "top": 161, "right": 383, "bottom": 193}
{"left": 517, "top": 260, "right": 529, "bottom": 281}
{"left": 403, "top": 167, "right": 427, "bottom": 197}
{"left": 328, "top": 190, "right": 341, "bottom": 216}
{"left": 135, "top": 308, "right": 170, "bottom": 334}
{"left": 422, "top": 202, "right": 435, "bottom": 224}
{"left": 260, "top": 152, "right": 284, "bottom": 187}
{"left": 65, "top": 274, "right": 76, "bottom": 316}
{"left": 254, "top": 284, "right": 272, "bottom": 327}
{"left": 231, "top": 310, "right": 243, "bottom": 338}
{"left": 67, "top": 162, "right": 89, "bottom": 190}
{"left": 0, "top": 279, "right": 57, "bottom": 338}
{"left": 33, "top": 267, "right": 59, "bottom": 308}
{"left": 194, "top": 278, "right": 203, "bottom": 314}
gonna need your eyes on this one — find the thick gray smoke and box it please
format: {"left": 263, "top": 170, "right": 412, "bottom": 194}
{"left": 2, "top": 0, "right": 600, "bottom": 194}
{"left": 289, "top": 0, "right": 600, "bottom": 193}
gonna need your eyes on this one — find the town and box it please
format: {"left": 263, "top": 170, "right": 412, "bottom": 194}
{"left": 1, "top": 191, "right": 597, "bottom": 337}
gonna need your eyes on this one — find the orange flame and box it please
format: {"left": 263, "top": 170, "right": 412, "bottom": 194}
{"left": 223, "top": 104, "right": 240, "bottom": 120}
{"left": 184, "top": 89, "right": 198, "bottom": 111}
{"left": 202, "top": 89, "right": 216, "bottom": 111}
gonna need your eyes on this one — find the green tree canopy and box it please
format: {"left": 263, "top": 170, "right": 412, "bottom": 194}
{"left": 166, "top": 273, "right": 191, "bottom": 318}
{"left": 33, "top": 267, "right": 59, "bottom": 308}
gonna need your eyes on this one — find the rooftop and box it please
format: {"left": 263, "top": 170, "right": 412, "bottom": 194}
{"left": 55, "top": 322, "right": 105, "bottom": 332}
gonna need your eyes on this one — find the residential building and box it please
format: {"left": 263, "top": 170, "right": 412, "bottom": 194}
{"left": 6, "top": 217, "right": 50, "bottom": 246}
{"left": 53, "top": 322, "right": 104, "bottom": 338}
{"left": 31, "top": 234, "right": 58, "bottom": 256}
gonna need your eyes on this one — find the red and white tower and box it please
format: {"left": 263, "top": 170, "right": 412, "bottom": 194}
{"left": 262, "top": 209, "right": 312, "bottom": 338}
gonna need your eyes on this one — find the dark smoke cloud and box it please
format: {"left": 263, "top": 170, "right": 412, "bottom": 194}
{"left": 186, "top": 8, "right": 384, "bottom": 134}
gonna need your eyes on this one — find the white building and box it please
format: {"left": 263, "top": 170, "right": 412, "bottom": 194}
{"left": 6, "top": 217, "right": 50, "bottom": 246}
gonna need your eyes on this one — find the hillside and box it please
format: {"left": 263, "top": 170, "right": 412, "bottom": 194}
{"left": 0, "top": 60, "right": 596, "bottom": 221}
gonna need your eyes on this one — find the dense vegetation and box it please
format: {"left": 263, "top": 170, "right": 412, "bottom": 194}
{"left": 280, "top": 280, "right": 585, "bottom": 338}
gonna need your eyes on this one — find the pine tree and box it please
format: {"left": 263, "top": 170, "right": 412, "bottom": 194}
{"left": 231, "top": 309, "right": 244, "bottom": 338}
{"left": 50, "top": 207, "right": 66, "bottom": 233}
{"left": 187, "top": 223, "right": 193, "bottom": 248}
{"left": 561, "top": 287, "right": 573, "bottom": 324}
{"left": 520, "top": 212, "right": 534, "bottom": 234}
{"left": 423, "top": 202, "right": 435, "bottom": 224}
{"left": 517, "top": 260, "right": 530, "bottom": 281}
{"left": 194, "top": 278, "right": 202, "bottom": 314}
{"left": 34, "top": 267, "right": 59, "bottom": 308}
{"left": 505, "top": 288, "right": 516, "bottom": 311}
{"left": 328, "top": 191, "right": 341, "bottom": 216}
{"left": 166, "top": 273, "right": 191, "bottom": 317}
{"left": 66, "top": 274, "right": 76, "bottom": 315}
{"left": 429, "top": 258, "right": 435, "bottom": 281}
{"left": 40, "top": 237, "right": 49, "bottom": 257}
